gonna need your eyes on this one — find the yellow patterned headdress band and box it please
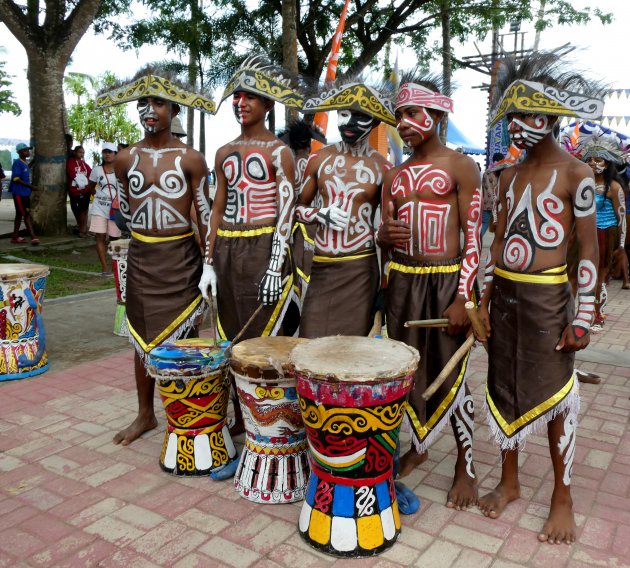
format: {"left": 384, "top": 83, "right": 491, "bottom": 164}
{"left": 302, "top": 83, "right": 395, "bottom": 126}
{"left": 220, "top": 55, "right": 304, "bottom": 109}
{"left": 490, "top": 79, "right": 603, "bottom": 126}
{"left": 96, "top": 74, "right": 216, "bottom": 114}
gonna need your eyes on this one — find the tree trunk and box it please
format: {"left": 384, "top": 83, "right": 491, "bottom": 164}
{"left": 439, "top": 0, "right": 451, "bottom": 145}
{"left": 282, "top": 0, "right": 298, "bottom": 124}
{"left": 28, "top": 52, "right": 68, "bottom": 235}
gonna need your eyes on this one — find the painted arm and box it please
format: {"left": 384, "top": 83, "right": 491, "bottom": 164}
{"left": 295, "top": 152, "right": 349, "bottom": 230}
{"left": 258, "top": 146, "right": 297, "bottom": 306}
{"left": 189, "top": 152, "right": 212, "bottom": 258}
{"left": 558, "top": 174, "right": 599, "bottom": 351}
{"left": 113, "top": 159, "right": 131, "bottom": 223}
{"left": 611, "top": 182, "right": 626, "bottom": 248}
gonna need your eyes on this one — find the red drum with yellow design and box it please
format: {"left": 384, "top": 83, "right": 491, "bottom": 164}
{"left": 292, "top": 336, "right": 419, "bottom": 557}
{"left": 230, "top": 336, "right": 309, "bottom": 504}
{"left": 147, "top": 338, "right": 237, "bottom": 477}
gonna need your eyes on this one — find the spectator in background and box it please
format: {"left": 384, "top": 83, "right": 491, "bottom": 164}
{"left": 171, "top": 116, "right": 186, "bottom": 140}
{"left": 481, "top": 152, "right": 504, "bottom": 237}
{"left": 66, "top": 145, "right": 92, "bottom": 237}
{"left": 117, "top": 143, "right": 130, "bottom": 152}
{"left": 87, "top": 142, "right": 121, "bottom": 276}
{"left": 9, "top": 143, "right": 39, "bottom": 245}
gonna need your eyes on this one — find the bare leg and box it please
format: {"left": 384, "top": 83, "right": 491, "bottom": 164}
{"left": 479, "top": 448, "right": 520, "bottom": 518}
{"left": 447, "top": 390, "right": 478, "bottom": 509}
{"left": 24, "top": 215, "right": 37, "bottom": 240}
{"left": 95, "top": 233, "right": 108, "bottom": 272}
{"left": 113, "top": 352, "right": 158, "bottom": 445}
{"left": 398, "top": 446, "right": 428, "bottom": 478}
{"left": 79, "top": 210, "right": 88, "bottom": 236}
{"left": 228, "top": 372, "right": 245, "bottom": 437}
{"left": 539, "top": 411, "right": 576, "bottom": 544}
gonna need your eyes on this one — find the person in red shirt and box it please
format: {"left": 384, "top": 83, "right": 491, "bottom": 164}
{"left": 66, "top": 145, "right": 92, "bottom": 237}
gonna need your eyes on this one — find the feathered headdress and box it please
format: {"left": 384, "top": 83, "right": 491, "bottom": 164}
{"left": 582, "top": 127, "right": 626, "bottom": 164}
{"left": 489, "top": 52, "right": 605, "bottom": 126}
{"left": 302, "top": 78, "right": 396, "bottom": 126}
{"left": 278, "top": 120, "right": 327, "bottom": 151}
{"left": 95, "top": 66, "right": 216, "bottom": 114}
{"left": 220, "top": 55, "right": 305, "bottom": 109}
{"left": 561, "top": 122, "right": 630, "bottom": 165}
{"left": 395, "top": 72, "right": 454, "bottom": 114}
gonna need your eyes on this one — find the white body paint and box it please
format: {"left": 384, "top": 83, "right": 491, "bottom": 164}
{"left": 557, "top": 412, "right": 577, "bottom": 486}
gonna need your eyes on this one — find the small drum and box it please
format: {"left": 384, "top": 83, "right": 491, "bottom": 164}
{"left": 230, "top": 336, "right": 310, "bottom": 504}
{"left": 107, "top": 239, "right": 130, "bottom": 337}
{"left": 147, "top": 338, "right": 237, "bottom": 476}
{"left": 292, "top": 336, "right": 419, "bottom": 557}
{"left": 0, "top": 263, "right": 50, "bottom": 381}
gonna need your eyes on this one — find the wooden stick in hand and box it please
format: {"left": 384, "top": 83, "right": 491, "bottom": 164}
{"left": 464, "top": 300, "right": 488, "bottom": 353}
{"left": 404, "top": 318, "right": 449, "bottom": 328}
{"left": 224, "top": 303, "right": 264, "bottom": 358}
{"left": 421, "top": 334, "right": 475, "bottom": 401}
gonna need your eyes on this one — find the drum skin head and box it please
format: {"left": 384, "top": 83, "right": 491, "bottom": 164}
{"left": 290, "top": 336, "right": 420, "bottom": 382}
{"left": 230, "top": 336, "right": 306, "bottom": 372}
{"left": 0, "top": 263, "right": 49, "bottom": 281}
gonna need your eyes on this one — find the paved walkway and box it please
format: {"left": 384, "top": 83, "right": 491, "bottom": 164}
{"left": 0, "top": 279, "right": 629, "bottom": 567}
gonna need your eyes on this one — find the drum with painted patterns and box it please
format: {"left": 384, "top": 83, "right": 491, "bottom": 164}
{"left": 230, "top": 336, "right": 310, "bottom": 504}
{"left": 147, "top": 338, "right": 237, "bottom": 476}
{"left": 291, "top": 336, "right": 419, "bottom": 557}
{"left": 0, "top": 263, "right": 50, "bottom": 381}
{"left": 107, "top": 238, "right": 130, "bottom": 337}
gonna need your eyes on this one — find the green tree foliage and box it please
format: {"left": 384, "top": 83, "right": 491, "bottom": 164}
{"left": 0, "top": 59, "right": 21, "bottom": 116}
{"left": 65, "top": 71, "right": 141, "bottom": 149}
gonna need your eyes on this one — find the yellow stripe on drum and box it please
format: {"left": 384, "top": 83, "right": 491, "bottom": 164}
{"left": 357, "top": 515, "right": 384, "bottom": 550}
{"left": 309, "top": 508, "right": 332, "bottom": 546}
{"left": 392, "top": 499, "right": 401, "bottom": 530}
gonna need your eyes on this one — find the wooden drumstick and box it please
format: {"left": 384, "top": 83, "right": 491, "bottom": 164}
{"left": 368, "top": 311, "right": 383, "bottom": 338}
{"left": 421, "top": 334, "right": 475, "bottom": 401}
{"left": 465, "top": 300, "right": 488, "bottom": 353}
{"left": 224, "top": 304, "right": 264, "bottom": 357}
{"left": 404, "top": 318, "right": 449, "bottom": 328}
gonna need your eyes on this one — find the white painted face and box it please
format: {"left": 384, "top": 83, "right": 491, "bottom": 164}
{"left": 337, "top": 110, "right": 375, "bottom": 145}
{"left": 508, "top": 114, "right": 553, "bottom": 149}
{"left": 586, "top": 157, "right": 606, "bottom": 175}
{"left": 137, "top": 100, "right": 160, "bottom": 133}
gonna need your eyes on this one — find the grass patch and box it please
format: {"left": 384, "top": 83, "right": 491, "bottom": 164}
{"left": 1, "top": 245, "right": 116, "bottom": 298}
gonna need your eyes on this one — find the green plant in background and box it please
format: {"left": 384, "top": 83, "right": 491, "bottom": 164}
{"left": 65, "top": 71, "right": 141, "bottom": 158}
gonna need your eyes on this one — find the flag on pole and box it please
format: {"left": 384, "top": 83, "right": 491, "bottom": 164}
{"left": 385, "top": 54, "right": 404, "bottom": 165}
{"left": 311, "top": 0, "right": 351, "bottom": 150}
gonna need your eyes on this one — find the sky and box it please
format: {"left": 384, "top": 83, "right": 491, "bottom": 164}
{"left": 1, "top": 0, "right": 629, "bottom": 163}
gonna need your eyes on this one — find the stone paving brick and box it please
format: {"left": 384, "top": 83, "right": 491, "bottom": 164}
{"left": 440, "top": 523, "right": 504, "bottom": 554}
{"left": 266, "top": 543, "right": 332, "bottom": 568}
{"left": 68, "top": 496, "right": 127, "bottom": 527}
{"left": 415, "top": 539, "right": 462, "bottom": 568}
{"left": 497, "top": 527, "right": 540, "bottom": 563}
{"left": 248, "top": 519, "right": 297, "bottom": 555}
{"left": 175, "top": 508, "right": 230, "bottom": 534}
{"left": 84, "top": 514, "right": 146, "bottom": 546}
{"left": 99, "top": 547, "right": 163, "bottom": 567}
{"left": 451, "top": 549, "right": 493, "bottom": 568}
{"left": 28, "top": 532, "right": 98, "bottom": 567}
{"left": 148, "top": 529, "right": 208, "bottom": 565}
{"left": 0, "top": 526, "right": 47, "bottom": 557}
{"left": 199, "top": 536, "right": 261, "bottom": 567}
{"left": 111, "top": 503, "right": 166, "bottom": 530}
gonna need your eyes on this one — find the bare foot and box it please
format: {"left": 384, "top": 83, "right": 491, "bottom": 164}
{"left": 478, "top": 481, "right": 520, "bottom": 519}
{"left": 397, "top": 448, "right": 428, "bottom": 478}
{"left": 576, "top": 370, "right": 601, "bottom": 385}
{"left": 538, "top": 495, "right": 576, "bottom": 544}
{"left": 113, "top": 413, "right": 158, "bottom": 446}
{"left": 447, "top": 471, "right": 478, "bottom": 510}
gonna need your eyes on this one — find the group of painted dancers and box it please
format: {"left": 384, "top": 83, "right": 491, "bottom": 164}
{"left": 94, "top": 51, "right": 616, "bottom": 545}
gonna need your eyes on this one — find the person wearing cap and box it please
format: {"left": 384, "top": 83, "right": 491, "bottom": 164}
{"left": 475, "top": 53, "right": 602, "bottom": 544}
{"left": 171, "top": 116, "right": 186, "bottom": 139}
{"left": 297, "top": 81, "right": 394, "bottom": 337}
{"left": 96, "top": 70, "right": 214, "bottom": 451}
{"left": 9, "top": 143, "right": 39, "bottom": 245}
{"left": 87, "top": 142, "right": 121, "bottom": 275}
{"left": 377, "top": 75, "right": 482, "bottom": 509}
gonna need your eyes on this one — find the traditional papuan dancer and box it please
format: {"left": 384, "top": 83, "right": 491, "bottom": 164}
{"left": 96, "top": 70, "right": 214, "bottom": 447}
{"left": 581, "top": 132, "right": 627, "bottom": 331}
{"left": 475, "top": 52, "right": 603, "bottom": 544}
{"left": 378, "top": 75, "right": 482, "bottom": 510}
{"left": 297, "top": 81, "right": 394, "bottom": 337}
{"left": 199, "top": 56, "right": 303, "bottom": 432}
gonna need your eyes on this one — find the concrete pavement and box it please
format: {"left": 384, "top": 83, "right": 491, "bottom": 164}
{"left": 0, "top": 266, "right": 629, "bottom": 566}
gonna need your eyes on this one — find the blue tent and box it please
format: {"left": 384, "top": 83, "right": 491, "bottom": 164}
{"left": 446, "top": 121, "right": 485, "bottom": 155}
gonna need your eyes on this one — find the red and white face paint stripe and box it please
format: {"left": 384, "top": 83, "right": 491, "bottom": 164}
{"left": 233, "top": 93, "right": 248, "bottom": 124}
{"left": 573, "top": 259, "right": 597, "bottom": 336}
{"left": 458, "top": 186, "right": 482, "bottom": 300}
{"left": 396, "top": 113, "right": 434, "bottom": 143}
{"left": 395, "top": 83, "right": 454, "bottom": 113}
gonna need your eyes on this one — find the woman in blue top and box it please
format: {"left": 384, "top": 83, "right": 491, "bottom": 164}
{"left": 583, "top": 140, "right": 626, "bottom": 331}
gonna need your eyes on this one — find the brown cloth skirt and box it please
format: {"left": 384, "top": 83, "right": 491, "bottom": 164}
{"left": 126, "top": 233, "right": 204, "bottom": 359}
{"left": 486, "top": 267, "right": 578, "bottom": 450}
{"left": 299, "top": 251, "right": 380, "bottom": 338}
{"left": 292, "top": 222, "right": 316, "bottom": 305}
{"left": 214, "top": 225, "right": 294, "bottom": 341}
{"left": 386, "top": 256, "right": 468, "bottom": 453}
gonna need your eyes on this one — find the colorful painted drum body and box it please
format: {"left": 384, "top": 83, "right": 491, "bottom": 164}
{"left": 292, "top": 336, "right": 420, "bottom": 557}
{"left": 231, "top": 336, "right": 310, "bottom": 504}
{"left": 147, "top": 338, "right": 237, "bottom": 476}
{"left": 107, "top": 239, "right": 129, "bottom": 337}
{"left": 0, "top": 264, "right": 50, "bottom": 381}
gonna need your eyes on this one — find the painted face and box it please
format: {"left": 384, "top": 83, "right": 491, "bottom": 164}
{"left": 232, "top": 91, "right": 269, "bottom": 125}
{"left": 508, "top": 113, "right": 553, "bottom": 149}
{"left": 137, "top": 97, "right": 171, "bottom": 133}
{"left": 586, "top": 156, "right": 606, "bottom": 175}
{"left": 337, "top": 110, "right": 376, "bottom": 145}
{"left": 395, "top": 106, "right": 437, "bottom": 146}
